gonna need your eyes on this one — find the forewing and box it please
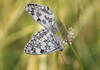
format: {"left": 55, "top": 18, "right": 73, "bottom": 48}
{"left": 24, "top": 3, "right": 56, "bottom": 29}
{"left": 24, "top": 29, "right": 62, "bottom": 55}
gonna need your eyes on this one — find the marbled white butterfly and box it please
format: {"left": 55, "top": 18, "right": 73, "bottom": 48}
{"left": 24, "top": 3, "right": 73, "bottom": 55}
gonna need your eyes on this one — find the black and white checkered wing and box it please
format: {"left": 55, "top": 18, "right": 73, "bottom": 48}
{"left": 24, "top": 3, "right": 56, "bottom": 29}
{"left": 24, "top": 29, "right": 63, "bottom": 55}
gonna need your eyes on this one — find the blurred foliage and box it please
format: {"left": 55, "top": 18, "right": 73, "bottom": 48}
{"left": 0, "top": 0, "right": 100, "bottom": 70}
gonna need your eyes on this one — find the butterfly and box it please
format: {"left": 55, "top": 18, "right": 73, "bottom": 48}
{"left": 24, "top": 3, "right": 73, "bottom": 55}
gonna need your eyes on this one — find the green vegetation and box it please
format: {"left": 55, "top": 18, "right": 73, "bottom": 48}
{"left": 0, "top": 0, "right": 100, "bottom": 70}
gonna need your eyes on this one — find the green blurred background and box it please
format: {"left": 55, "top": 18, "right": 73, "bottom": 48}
{"left": 0, "top": 0, "right": 100, "bottom": 70}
